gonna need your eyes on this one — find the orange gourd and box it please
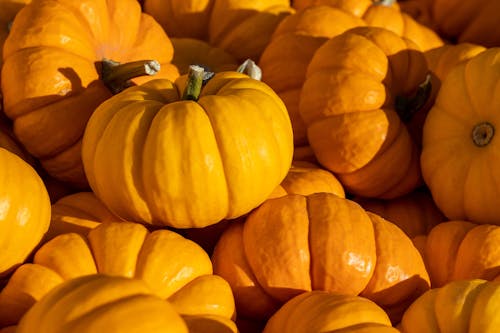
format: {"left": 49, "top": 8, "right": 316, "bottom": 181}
{"left": 0, "top": 0, "right": 30, "bottom": 69}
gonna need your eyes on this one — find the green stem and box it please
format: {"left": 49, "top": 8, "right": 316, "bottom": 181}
{"left": 395, "top": 74, "right": 432, "bottom": 123}
{"left": 237, "top": 59, "right": 262, "bottom": 81}
{"left": 182, "top": 65, "right": 206, "bottom": 101}
{"left": 101, "top": 58, "right": 160, "bottom": 94}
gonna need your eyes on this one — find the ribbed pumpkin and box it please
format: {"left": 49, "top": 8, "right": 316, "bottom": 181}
{"left": 400, "top": 279, "right": 500, "bottom": 332}
{"left": 300, "top": 26, "right": 429, "bottom": 198}
{"left": 0, "top": 221, "right": 236, "bottom": 328}
{"left": 415, "top": 221, "right": 500, "bottom": 288}
{"left": 82, "top": 70, "right": 293, "bottom": 229}
{"left": 421, "top": 48, "right": 500, "bottom": 225}
{"left": 259, "top": 5, "right": 366, "bottom": 147}
{"left": 292, "top": 0, "right": 443, "bottom": 51}
{"left": 143, "top": 0, "right": 293, "bottom": 61}
{"left": 212, "top": 192, "right": 430, "bottom": 323}
{"left": 0, "top": 147, "right": 51, "bottom": 277}
{"left": 0, "top": 0, "right": 30, "bottom": 69}
{"left": 2, "top": 0, "right": 179, "bottom": 188}
{"left": 264, "top": 290, "right": 399, "bottom": 333}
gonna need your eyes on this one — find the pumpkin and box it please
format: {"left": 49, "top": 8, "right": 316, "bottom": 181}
{"left": 400, "top": 279, "right": 500, "bottom": 332}
{"left": 355, "top": 188, "right": 445, "bottom": 238}
{"left": 415, "top": 221, "right": 500, "bottom": 288}
{"left": 259, "top": 5, "right": 366, "bottom": 147}
{"left": 0, "top": 0, "right": 30, "bottom": 69}
{"left": 300, "top": 26, "right": 429, "bottom": 198}
{"left": 0, "top": 147, "right": 51, "bottom": 277}
{"left": 0, "top": 221, "right": 236, "bottom": 328}
{"left": 292, "top": 0, "right": 443, "bottom": 51}
{"left": 0, "top": 116, "right": 33, "bottom": 165}
{"left": 421, "top": 48, "right": 500, "bottom": 225}
{"left": 264, "top": 290, "right": 399, "bottom": 333}
{"left": 1, "top": 0, "right": 179, "bottom": 188}
{"left": 212, "top": 192, "right": 430, "bottom": 323}
{"left": 143, "top": 0, "right": 293, "bottom": 62}
{"left": 81, "top": 68, "right": 293, "bottom": 229}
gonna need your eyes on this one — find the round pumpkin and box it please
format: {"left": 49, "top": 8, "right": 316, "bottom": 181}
{"left": 0, "top": 221, "right": 236, "bottom": 328}
{"left": 400, "top": 279, "right": 500, "bottom": 332}
{"left": 300, "top": 26, "right": 429, "bottom": 198}
{"left": 212, "top": 192, "right": 430, "bottom": 323}
{"left": 421, "top": 48, "right": 500, "bottom": 225}
{"left": 2, "top": 0, "right": 179, "bottom": 188}
{"left": 81, "top": 69, "right": 293, "bottom": 229}
{"left": 264, "top": 290, "right": 399, "bottom": 333}
{"left": 0, "top": 147, "right": 51, "bottom": 277}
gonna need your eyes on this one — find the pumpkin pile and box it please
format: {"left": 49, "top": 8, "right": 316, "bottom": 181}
{"left": 1, "top": 0, "right": 500, "bottom": 332}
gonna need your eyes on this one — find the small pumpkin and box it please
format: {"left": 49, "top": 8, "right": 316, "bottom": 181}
{"left": 0, "top": 147, "right": 51, "bottom": 277}
{"left": 400, "top": 279, "right": 500, "bottom": 332}
{"left": 82, "top": 68, "right": 293, "bottom": 228}
{"left": 421, "top": 48, "right": 500, "bottom": 225}
{"left": 0, "top": 221, "right": 236, "bottom": 328}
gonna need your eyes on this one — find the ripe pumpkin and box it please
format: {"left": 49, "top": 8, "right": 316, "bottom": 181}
{"left": 81, "top": 69, "right": 293, "bottom": 229}
{"left": 212, "top": 192, "right": 430, "bottom": 323}
{"left": 0, "top": 221, "right": 236, "bottom": 328}
{"left": 259, "top": 5, "right": 366, "bottom": 147}
{"left": 415, "top": 221, "right": 500, "bottom": 288}
{"left": 264, "top": 290, "right": 399, "bottom": 333}
{"left": 400, "top": 279, "right": 500, "bottom": 332}
{"left": 300, "top": 26, "right": 428, "bottom": 198}
{"left": 2, "top": 0, "right": 179, "bottom": 188}
{"left": 421, "top": 48, "right": 500, "bottom": 225}
{"left": 0, "top": 0, "right": 30, "bottom": 69}
{"left": 143, "top": 0, "right": 293, "bottom": 61}
{"left": 0, "top": 147, "right": 51, "bottom": 277}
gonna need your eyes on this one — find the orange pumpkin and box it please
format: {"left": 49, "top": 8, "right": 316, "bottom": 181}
{"left": 300, "top": 26, "right": 428, "bottom": 198}
{"left": 0, "top": 0, "right": 30, "bottom": 69}
{"left": 421, "top": 48, "right": 500, "bottom": 225}
{"left": 0, "top": 221, "right": 236, "bottom": 328}
{"left": 212, "top": 192, "right": 430, "bottom": 323}
{"left": 2, "top": 0, "right": 179, "bottom": 188}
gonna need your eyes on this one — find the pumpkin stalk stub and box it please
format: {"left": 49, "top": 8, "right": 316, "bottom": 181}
{"left": 101, "top": 58, "right": 160, "bottom": 94}
{"left": 395, "top": 74, "right": 432, "bottom": 123}
{"left": 373, "top": 0, "right": 396, "bottom": 6}
{"left": 237, "top": 59, "right": 262, "bottom": 81}
{"left": 472, "top": 122, "right": 495, "bottom": 147}
{"left": 182, "top": 65, "right": 207, "bottom": 101}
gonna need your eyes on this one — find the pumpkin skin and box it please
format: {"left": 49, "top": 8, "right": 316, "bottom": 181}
{"left": 0, "top": 0, "right": 30, "bottom": 69}
{"left": 400, "top": 279, "right": 500, "bottom": 332}
{"left": 0, "top": 221, "right": 236, "bottom": 328}
{"left": 2, "top": 0, "right": 179, "bottom": 188}
{"left": 421, "top": 48, "right": 500, "bottom": 225}
{"left": 0, "top": 147, "right": 51, "bottom": 277}
{"left": 212, "top": 192, "right": 430, "bottom": 323}
{"left": 16, "top": 275, "right": 190, "bottom": 333}
{"left": 82, "top": 73, "right": 293, "bottom": 229}
{"left": 300, "top": 26, "right": 428, "bottom": 198}
{"left": 263, "top": 290, "right": 399, "bottom": 333}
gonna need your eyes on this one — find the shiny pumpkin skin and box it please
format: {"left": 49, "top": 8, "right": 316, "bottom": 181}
{"left": 0, "top": 147, "right": 51, "bottom": 277}
{"left": 263, "top": 290, "right": 399, "bottom": 333}
{"left": 212, "top": 192, "right": 429, "bottom": 323}
{"left": 300, "top": 26, "right": 428, "bottom": 199}
{"left": 81, "top": 73, "right": 293, "bottom": 229}
{"left": 16, "top": 275, "right": 189, "bottom": 333}
{"left": 143, "top": 0, "right": 293, "bottom": 61}
{"left": 421, "top": 48, "right": 500, "bottom": 225}
{"left": 400, "top": 279, "right": 500, "bottom": 332}
{"left": 0, "top": 221, "right": 236, "bottom": 328}
{"left": 1, "top": 0, "right": 179, "bottom": 188}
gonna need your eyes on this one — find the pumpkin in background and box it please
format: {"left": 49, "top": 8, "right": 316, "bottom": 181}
{"left": 0, "top": 147, "right": 50, "bottom": 277}
{"left": 0, "top": 115, "right": 33, "bottom": 166}
{"left": 264, "top": 290, "right": 399, "bottom": 333}
{"left": 0, "top": 0, "right": 30, "bottom": 69}
{"left": 259, "top": 5, "right": 365, "bottom": 148}
{"left": 300, "top": 26, "right": 428, "bottom": 199}
{"left": 292, "top": 0, "right": 443, "bottom": 51}
{"left": 415, "top": 221, "right": 500, "bottom": 288}
{"left": 0, "top": 221, "right": 236, "bottom": 328}
{"left": 421, "top": 48, "right": 500, "bottom": 225}
{"left": 212, "top": 192, "right": 430, "bottom": 323}
{"left": 143, "top": 0, "right": 293, "bottom": 62}
{"left": 2, "top": 0, "right": 179, "bottom": 188}
{"left": 82, "top": 69, "right": 293, "bottom": 229}
{"left": 355, "top": 188, "right": 445, "bottom": 238}
{"left": 400, "top": 279, "right": 500, "bottom": 332}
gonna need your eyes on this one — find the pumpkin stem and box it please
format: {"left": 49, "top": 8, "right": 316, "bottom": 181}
{"left": 101, "top": 58, "right": 160, "bottom": 94}
{"left": 237, "top": 59, "right": 262, "bottom": 81}
{"left": 372, "top": 0, "right": 396, "bottom": 6}
{"left": 472, "top": 122, "right": 495, "bottom": 147}
{"left": 182, "top": 65, "right": 207, "bottom": 101}
{"left": 395, "top": 74, "right": 432, "bottom": 123}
